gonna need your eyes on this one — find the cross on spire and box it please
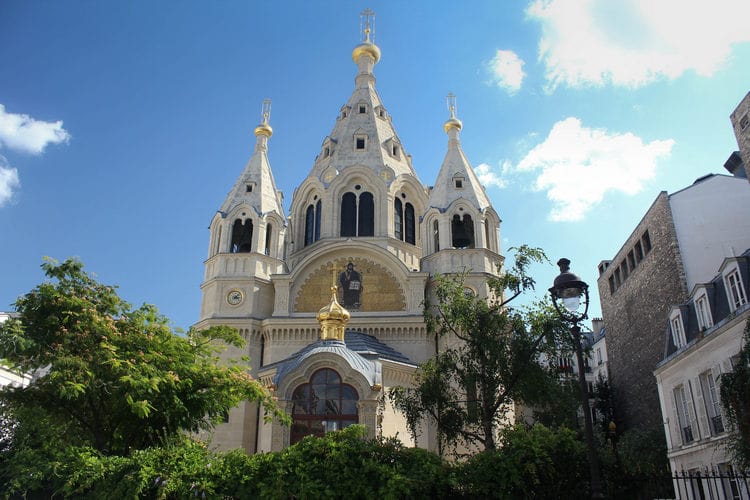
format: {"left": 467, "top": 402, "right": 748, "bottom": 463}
{"left": 447, "top": 93, "right": 457, "bottom": 119}
{"left": 261, "top": 98, "right": 272, "bottom": 125}
{"left": 360, "top": 8, "right": 375, "bottom": 43}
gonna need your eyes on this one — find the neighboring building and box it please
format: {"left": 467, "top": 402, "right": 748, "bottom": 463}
{"left": 194, "top": 11, "right": 503, "bottom": 454}
{"left": 590, "top": 317, "right": 609, "bottom": 385}
{"left": 654, "top": 250, "right": 750, "bottom": 497}
{"left": 730, "top": 91, "right": 750, "bottom": 181}
{"left": 597, "top": 159, "right": 750, "bottom": 431}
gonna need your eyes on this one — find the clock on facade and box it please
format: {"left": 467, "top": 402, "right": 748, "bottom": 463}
{"left": 226, "top": 290, "right": 243, "bottom": 305}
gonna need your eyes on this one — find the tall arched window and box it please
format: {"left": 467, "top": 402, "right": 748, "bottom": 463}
{"left": 451, "top": 214, "right": 474, "bottom": 249}
{"left": 231, "top": 219, "right": 253, "bottom": 253}
{"left": 304, "top": 200, "right": 323, "bottom": 247}
{"left": 404, "top": 203, "right": 415, "bottom": 245}
{"left": 394, "top": 199, "right": 415, "bottom": 245}
{"left": 290, "top": 368, "right": 359, "bottom": 445}
{"left": 433, "top": 220, "right": 440, "bottom": 252}
{"left": 394, "top": 198, "right": 403, "bottom": 240}
{"left": 484, "top": 220, "right": 492, "bottom": 251}
{"left": 264, "top": 224, "right": 273, "bottom": 256}
{"left": 340, "top": 191, "right": 374, "bottom": 237}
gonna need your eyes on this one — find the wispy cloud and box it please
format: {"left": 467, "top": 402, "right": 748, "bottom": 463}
{"left": 487, "top": 49, "right": 526, "bottom": 94}
{"left": 475, "top": 162, "right": 507, "bottom": 188}
{"left": 527, "top": 0, "right": 750, "bottom": 89}
{"left": 0, "top": 104, "right": 70, "bottom": 154}
{"left": 0, "top": 104, "right": 70, "bottom": 207}
{"left": 515, "top": 117, "right": 673, "bottom": 221}
{"left": 0, "top": 155, "right": 20, "bottom": 207}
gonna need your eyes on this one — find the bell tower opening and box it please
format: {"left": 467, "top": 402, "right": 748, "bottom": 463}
{"left": 451, "top": 213, "right": 474, "bottom": 249}
{"left": 231, "top": 219, "right": 254, "bottom": 253}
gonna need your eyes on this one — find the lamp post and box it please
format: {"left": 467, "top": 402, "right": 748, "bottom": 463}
{"left": 549, "top": 258, "right": 604, "bottom": 499}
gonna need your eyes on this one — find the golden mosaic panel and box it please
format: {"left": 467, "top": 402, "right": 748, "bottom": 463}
{"left": 294, "top": 257, "right": 406, "bottom": 312}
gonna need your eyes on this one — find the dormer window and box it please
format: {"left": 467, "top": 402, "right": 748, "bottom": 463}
{"left": 246, "top": 183, "right": 255, "bottom": 193}
{"left": 725, "top": 267, "right": 748, "bottom": 311}
{"left": 695, "top": 293, "right": 712, "bottom": 330}
{"left": 455, "top": 178, "right": 464, "bottom": 189}
{"left": 355, "top": 135, "right": 367, "bottom": 151}
{"left": 670, "top": 310, "right": 686, "bottom": 348}
{"left": 359, "top": 104, "right": 367, "bottom": 114}
{"left": 740, "top": 113, "right": 749, "bottom": 130}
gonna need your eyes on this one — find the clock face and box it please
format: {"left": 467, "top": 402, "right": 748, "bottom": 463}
{"left": 227, "top": 290, "right": 243, "bottom": 305}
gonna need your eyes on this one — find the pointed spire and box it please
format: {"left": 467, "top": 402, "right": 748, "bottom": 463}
{"left": 428, "top": 94, "right": 492, "bottom": 211}
{"left": 219, "top": 99, "right": 284, "bottom": 218}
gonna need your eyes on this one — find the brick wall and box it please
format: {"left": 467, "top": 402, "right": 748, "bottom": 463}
{"left": 730, "top": 91, "right": 750, "bottom": 181}
{"left": 597, "top": 192, "right": 688, "bottom": 430}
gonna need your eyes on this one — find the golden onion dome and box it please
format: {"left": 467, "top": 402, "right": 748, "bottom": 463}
{"left": 352, "top": 41, "right": 381, "bottom": 64}
{"left": 317, "top": 287, "right": 351, "bottom": 323}
{"left": 254, "top": 122, "right": 273, "bottom": 138}
{"left": 443, "top": 116, "right": 463, "bottom": 133}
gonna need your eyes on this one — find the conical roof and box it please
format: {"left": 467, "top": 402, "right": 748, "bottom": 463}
{"left": 220, "top": 100, "right": 285, "bottom": 218}
{"left": 303, "top": 10, "right": 421, "bottom": 185}
{"left": 427, "top": 95, "right": 492, "bottom": 211}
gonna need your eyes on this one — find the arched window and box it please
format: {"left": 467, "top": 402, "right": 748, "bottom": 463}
{"left": 433, "top": 220, "right": 440, "bottom": 252}
{"left": 394, "top": 198, "right": 403, "bottom": 240}
{"left": 290, "top": 368, "right": 359, "bottom": 445}
{"left": 264, "top": 224, "right": 273, "bottom": 256}
{"left": 231, "top": 219, "right": 253, "bottom": 253}
{"left": 484, "top": 219, "right": 492, "bottom": 251}
{"left": 214, "top": 226, "right": 222, "bottom": 256}
{"left": 315, "top": 200, "right": 322, "bottom": 241}
{"left": 394, "top": 199, "right": 415, "bottom": 245}
{"left": 340, "top": 191, "right": 374, "bottom": 237}
{"left": 304, "top": 201, "right": 323, "bottom": 247}
{"left": 305, "top": 205, "right": 315, "bottom": 246}
{"left": 451, "top": 214, "right": 474, "bottom": 249}
{"left": 404, "top": 203, "right": 415, "bottom": 245}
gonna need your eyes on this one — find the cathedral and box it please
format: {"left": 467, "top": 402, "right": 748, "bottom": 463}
{"left": 195, "top": 11, "right": 504, "bottom": 454}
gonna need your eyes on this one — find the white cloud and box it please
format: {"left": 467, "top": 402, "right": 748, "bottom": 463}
{"left": 526, "top": 0, "right": 750, "bottom": 89}
{"left": 487, "top": 50, "right": 526, "bottom": 93}
{"left": 475, "top": 162, "right": 507, "bottom": 188}
{"left": 0, "top": 104, "right": 70, "bottom": 154}
{"left": 0, "top": 155, "right": 20, "bottom": 207}
{"left": 516, "top": 117, "right": 673, "bottom": 221}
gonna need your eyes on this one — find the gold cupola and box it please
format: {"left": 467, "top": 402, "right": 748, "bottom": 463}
{"left": 254, "top": 99, "right": 273, "bottom": 138}
{"left": 443, "top": 93, "right": 463, "bottom": 133}
{"left": 352, "top": 8, "right": 381, "bottom": 64}
{"left": 317, "top": 283, "right": 350, "bottom": 341}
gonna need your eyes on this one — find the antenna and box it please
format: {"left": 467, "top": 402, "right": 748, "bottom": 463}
{"left": 261, "top": 98, "right": 272, "bottom": 124}
{"left": 447, "top": 93, "right": 457, "bottom": 119}
{"left": 360, "top": 8, "right": 375, "bottom": 43}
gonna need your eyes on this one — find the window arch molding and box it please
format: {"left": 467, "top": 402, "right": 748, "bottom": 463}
{"left": 327, "top": 167, "right": 388, "bottom": 237}
{"left": 226, "top": 204, "right": 256, "bottom": 253}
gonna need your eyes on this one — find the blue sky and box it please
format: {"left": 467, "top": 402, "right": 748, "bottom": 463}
{"left": 1, "top": 0, "right": 749, "bottom": 331}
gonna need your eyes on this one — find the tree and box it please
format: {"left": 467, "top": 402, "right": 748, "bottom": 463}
{"left": 389, "top": 246, "right": 570, "bottom": 453}
{"left": 0, "top": 258, "right": 284, "bottom": 457}
{"left": 720, "top": 318, "right": 750, "bottom": 470}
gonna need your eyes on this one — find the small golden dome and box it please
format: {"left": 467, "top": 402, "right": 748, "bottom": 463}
{"left": 317, "top": 287, "right": 351, "bottom": 323}
{"left": 254, "top": 122, "right": 273, "bottom": 138}
{"left": 352, "top": 41, "right": 381, "bottom": 64}
{"left": 443, "top": 117, "right": 463, "bottom": 133}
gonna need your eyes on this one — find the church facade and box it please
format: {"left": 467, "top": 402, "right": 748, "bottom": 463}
{"left": 194, "top": 12, "right": 504, "bottom": 454}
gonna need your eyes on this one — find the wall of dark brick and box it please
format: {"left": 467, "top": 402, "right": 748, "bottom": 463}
{"left": 597, "top": 192, "right": 688, "bottom": 430}
{"left": 730, "top": 92, "right": 750, "bottom": 181}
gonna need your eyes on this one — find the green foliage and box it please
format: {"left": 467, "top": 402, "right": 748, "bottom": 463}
{"left": 389, "top": 246, "right": 570, "bottom": 453}
{"left": 454, "top": 424, "right": 588, "bottom": 499}
{"left": 0, "top": 258, "right": 285, "bottom": 458}
{"left": 2, "top": 427, "right": 454, "bottom": 499}
{"left": 720, "top": 318, "right": 750, "bottom": 469}
{"left": 592, "top": 375, "right": 617, "bottom": 434}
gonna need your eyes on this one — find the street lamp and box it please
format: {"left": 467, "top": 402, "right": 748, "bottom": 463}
{"left": 549, "top": 258, "right": 604, "bottom": 499}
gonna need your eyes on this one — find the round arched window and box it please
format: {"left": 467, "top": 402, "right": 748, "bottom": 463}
{"left": 290, "top": 368, "right": 359, "bottom": 444}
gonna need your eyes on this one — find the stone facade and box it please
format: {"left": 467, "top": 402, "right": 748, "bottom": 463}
{"left": 597, "top": 192, "right": 688, "bottom": 430}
